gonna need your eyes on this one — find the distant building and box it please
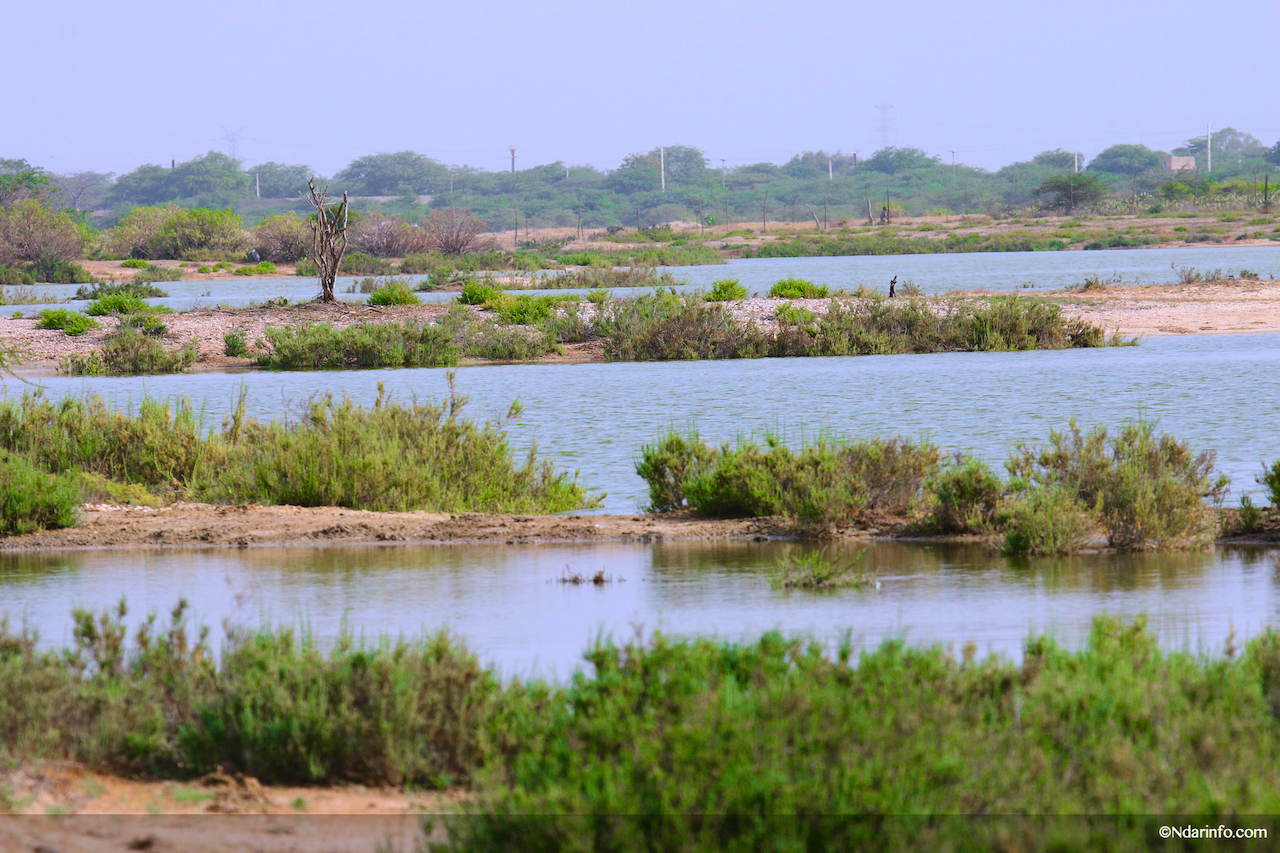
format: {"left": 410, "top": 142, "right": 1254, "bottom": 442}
{"left": 1163, "top": 155, "right": 1196, "bottom": 171}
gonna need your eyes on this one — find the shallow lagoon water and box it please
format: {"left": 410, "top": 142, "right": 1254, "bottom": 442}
{"left": 1, "top": 541, "right": 1275, "bottom": 678}
{"left": 10, "top": 244, "right": 1280, "bottom": 311}
{"left": 20, "top": 333, "right": 1280, "bottom": 512}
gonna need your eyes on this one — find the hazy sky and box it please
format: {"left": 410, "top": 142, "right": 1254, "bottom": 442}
{"left": 7, "top": 0, "right": 1278, "bottom": 177}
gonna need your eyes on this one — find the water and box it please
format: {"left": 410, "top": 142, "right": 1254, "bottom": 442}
{"left": 18, "top": 333, "right": 1280, "bottom": 512}
{"left": 2, "top": 541, "right": 1275, "bottom": 678}
{"left": 10, "top": 245, "right": 1280, "bottom": 311}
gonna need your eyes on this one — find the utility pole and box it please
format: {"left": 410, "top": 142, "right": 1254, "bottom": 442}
{"left": 1206, "top": 123, "right": 1212, "bottom": 173}
{"left": 949, "top": 150, "right": 957, "bottom": 178}
{"left": 763, "top": 189, "right": 769, "bottom": 233}
{"left": 874, "top": 103, "right": 894, "bottom": 148}
{"left": 853, "top": 150, "right": 859, "bottom": 169}
{"left": 660, "top": 146, "right": 666, "bottom": 193}
{"left": 828, "top": 158, "right": 833, "bottom": 180}
{"left": 509, "top": 146, "right": 516, "bottom": 174}
{"left": 448, "top": 169, "right": 454, "bottom": 192}
{"left": 255, "top": 173, "right": 260, "bottom": 198}
{"left": 1073, "top": 151, "right": 1078, "bottom": 173}
{"left": 720, "top": 158, "right": 726, "bottom": 188}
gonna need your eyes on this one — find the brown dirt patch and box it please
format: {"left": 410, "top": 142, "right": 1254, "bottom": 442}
{"left": 0, "top": 762, "right": 451, "bottom": 852}
{"left": 1039, "top": 278, "right": 1280, "bottom": 337}
{"left": 0, "top": 504, "right": 805, "bottom": 551}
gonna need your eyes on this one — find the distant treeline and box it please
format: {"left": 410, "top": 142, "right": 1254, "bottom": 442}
{"left": 5, "top": 126, "right": 1280, "bottom": 232}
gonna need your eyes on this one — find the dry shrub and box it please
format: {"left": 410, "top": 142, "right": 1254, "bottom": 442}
{"left": 252, "top": 213, "right": 311, "bottom": 262}
{"left": 0, "top": 200, "right": 85, "bottom": 266}
{"left": 348, "top": 212, "right": 426, "bottom": 257}
{"left": 423, "top": 209, "right": 494, "bottom": 255}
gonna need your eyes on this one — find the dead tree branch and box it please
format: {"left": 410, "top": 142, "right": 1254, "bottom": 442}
{"left": 306, "top": 178, "right": 348, "bottom": 302}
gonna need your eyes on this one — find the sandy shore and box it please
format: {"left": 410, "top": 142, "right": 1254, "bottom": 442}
{"left": 0, "top": 503, "right": 806, "bottom": 551}
{"left": 1040, "top": 278, "right": 1280, "bottom": 337}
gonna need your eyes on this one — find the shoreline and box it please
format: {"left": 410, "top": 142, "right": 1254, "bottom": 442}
{"left": 6, "top": 280, "right": 1280, "bottom": 372}
{"left": 1, "top": 502, "right": 1273, "bottom": 552}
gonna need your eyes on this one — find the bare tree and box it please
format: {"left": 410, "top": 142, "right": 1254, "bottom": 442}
{"left": 306, "top": 178, "right": 348, "bottom": 302}
{"left": 423, "top": 208, "right": 492, "bottom": 255}
{"left": 53, "top": 171, "right": 113, "bottom": 211}
{"left": 348, "top": 212, "right": 421, "bottom": 257}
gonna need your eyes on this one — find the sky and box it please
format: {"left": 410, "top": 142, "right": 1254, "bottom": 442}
{"left": 5, "top": 0, "right": 1279, "bottom": 178}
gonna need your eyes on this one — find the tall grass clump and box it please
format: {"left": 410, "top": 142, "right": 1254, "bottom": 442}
{"left": 597, "top": 291, "right": 770, "bottom": 361}
{"left": 770, "top": 548, "right": 874, "bottom": 589}
{"left": 769, "top": 277, "right": 829, "bottom": 299}
{"left": 0, "top": 450, "right": 80, "bottom": 534}
{"left": 539, "top": 266, "right": 680, "bottom": 290}
{"left": 0, "top": 391, "right": 205, "bottom": 490}
{"left": 1005, "top": 420, "right": 1227, "bottom": 550}
{"left": 196, "top": 381, "right": 594, "bottom": 513}
{"left": 0, "top": 598, "right": 498, "bottom": 787}
{"left": 454, "top": 617, "right": 1280, "bottom": 851}
{"left": 705, "top": 279, "right": 747, "bottom": 301}
{"left": 73, "top": 281, "right": 169, "bottom": 300}
{"left": 256, "top": 321, "right": 457, "bottom": 369}
{"left": 927, "top": 454, "right": 1003, "bottom": 533}
{"left": 36, "top": 308, "right": 99, "bottom": 336}
{"left": 58, "top": 328, "right": 197, "bottom": 376}
{"left": 636, "top": 431, "right": 939, "bottom": 523}
{"left": 366, "top": 279, "right": 420, "bottom": 306}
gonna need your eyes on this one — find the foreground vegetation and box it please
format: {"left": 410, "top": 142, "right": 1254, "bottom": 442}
{"left": 638, "top": 420, "right": 1233, "bottom": 553}
{"left": 4, "top": 602, "right": 1280, "bottom": 849}
{"left": 0, "top": 381, "right": 594, "bottom": 530}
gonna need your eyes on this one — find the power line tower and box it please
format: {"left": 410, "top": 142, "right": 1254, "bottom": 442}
{"left": 874, "top": 104, "right": 894, "bottom": 149}
{"left": 219, "top": 126, "right": 249, "bottom": 160}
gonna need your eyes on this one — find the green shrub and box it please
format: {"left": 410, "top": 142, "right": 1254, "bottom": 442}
{"left": 706, "top": 278, "right": 748, "bottom": 301}
{"left": 231, "top": 261, "right": 278, "bottom": 276}
{"left": 928, "top": 455, "right": 1003, "bottom": 533}
{"left": 770, "top": 548, "right": 874, "bottom": 589}
{"left": 342, "top": 252, "right": 394, "bottom": 276}
{"left": 131, "top": 264, "right": 182, "bottom": 283}
{"left": 74, "top": 281, "right": 168, "bottom": 300}
{"left": 29, "top": 260, "right": 93, "bottom": 284}
{"left": 84, "top": 293, "right": 150, "bottom": 316}
{"left": 117, "top": 312, "right": 168, "bottom": 336}
{"left": 0, "top": 267, "right": 35, "bottom": 286}
{"left": 0, "top": 451, "right": 80, "bottom": 534}
{"left": 36, "top": 309, "right": 99, "bottom": 336}
{"left": 0, "top": 392, "right": 205, "bottom": 489}
{"left": 256, "top": 321, "right": 457, "bottom": 370}
{"left": 597, "top": 291, "right": 771, "bottom": 361}
{"left": 487, "top": 293, "right": 573, "bottom": 325}
{"left": 458, "top": 281, "right": 503, "bottom": 305}
{"left": 58, "top": 328, "right": 197, "bottom": 376}
{"left": 1260, "top": 460, "right": 1280, "bottom": 508}
{"left": 367, "top": 280, "right": 420, "bottom": 306}
{"left": 769, "top": 277, "right": 829, "bottom": 299}
{"left": 195, "top": 382, "right": 595, "bottom": 514}
{"left": 120, "top": 258, "right": 149, "bottom": 269}
{"left": 999, "top": 485, "right": 1093, "bottom": 555}
{"left": 1006, "top": 420, "right": 1227, "bottom": 550}
{"left": 294, "top": 257, "right": 318, "bottom": 276}
{"left": 637, "top": 431, "right": 940, "bottom": 523}
{"left": 223, "top": 331, "right": 250, "bottom": 357}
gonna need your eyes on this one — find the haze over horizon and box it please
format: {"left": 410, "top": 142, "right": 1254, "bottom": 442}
{"left": 7, "top": 0, "right": 1278, "bottom": 177}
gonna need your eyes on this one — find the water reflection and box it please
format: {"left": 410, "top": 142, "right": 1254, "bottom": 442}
{"left": 1, "top": 541, "right": 1275, "bottom": 677}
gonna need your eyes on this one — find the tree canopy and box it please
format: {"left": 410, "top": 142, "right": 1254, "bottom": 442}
{"left": 332, "top": 151, "right": 448, "bottom": 196}
{"left": 862, "top": 147, "right": 939, "bottom": 175}
{"left": 1088, "top": 144, "right": 1162, "bottom": 176}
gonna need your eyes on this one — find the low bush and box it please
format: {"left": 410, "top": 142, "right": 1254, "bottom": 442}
{"left": 487, "top": 293, "right": 573, "bottom": 325}
{"left": 538, "top": 266, "right": 682, "bottom": 290}
{"left": 928, "top": 455, "right": 1003, "bottom": 533}
{"left": 1260, "top": 460, "right": 1280, "bottom": 508}
{"left": 256, "top": 321, "right": 457, "bottom": 370}
{"left": 73, "top": 281, "right": 168, "bottom": 300}
{"left": 999, "top": 485, "right": 1093, "bottom": 555}
{"left": 84, "top": 293, "right": 151, "bottom": 316}
{"left": 458, "top": 280, "right": 503, "bottom": 305}
{"left": 770, "top": 548, "right": 874, "bottom": 589}
{"left": 0, "top": 450, "right": 80, "bottom": 534}
{"left": 1006, "top": 420, "right": 1227, "bottom": 550}
{"left": 769, "top": 277, "right": 829, "bottom": 299}
{"left": 29, "top": 260, "right": 93, "bottom": 284}
{"left": 58, "top": 328, "right": 197, "bottom": 376}
{"left": 597, "top": 291, "right": 771, "bottom": 361}
{"left": 117, "top": 312, "right": 168, "bottom": 336}
{"left": 706, "top": 278, "right": 747, "bottom": 301}
{"left": 637, "top": 431, "right": 939, "bottom": 523}
{"left": 196, "top": 381, "right": 595, "bottom": 514}
{"left": 223, "top": 330, "right": 250, "bottom": 357}
{"left": 0, "top": 266, "right": 35, "bottom": 286}
{"left": 232, "top": 261, "right": 278, "bottom": 276}
{"left": 120, "top": 258, "right": 149, "bottom": 269}
{"left": 132, "top": 264, "right": 183, "bottom": 283}
{"left": 366, "top": 279, "right": 420, "bottom": 306}
{"left": 341, "top": 252, "right": 394, "bottom": 276}
{"left": 36, "top": 309, "right": 98, "bottom": 336}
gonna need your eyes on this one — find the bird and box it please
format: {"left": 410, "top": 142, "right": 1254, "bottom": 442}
{"left": 889, "top": 276, "right": 897, "bottom": 298}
